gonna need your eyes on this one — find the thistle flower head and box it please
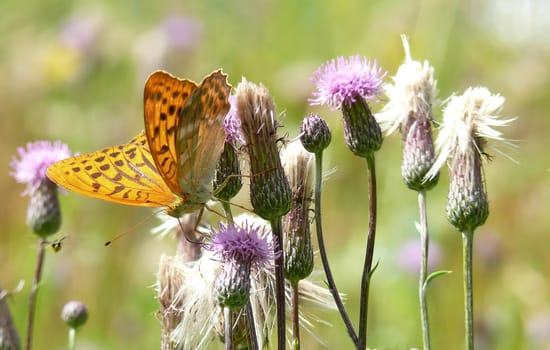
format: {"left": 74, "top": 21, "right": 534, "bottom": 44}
{"left": 224, "top": 94, "right": 245, "bottom": 146}
{"left": 300, "top": 113, "right": 332, "bottom": 154}
{"left": 376, "top": 35, "right": 438, "bottom": 136}
{"left": 376, "top": 35, "right": 439, "bottom": 190}
{"left": 61, "top": 300, "right": 88, "bottom": 329}
{"left": 11, "top": 141, "right": 71, "bottom": 196}
{"left": 207, "top": 222, "right": 278, "bottom": 268}
{"left": 214, "top": 141, "right": 243, "bottom": 202}
{"left": 429, "top": 87, "right": 515, "bottom": 232}
{"left": 235, "top": 79, "right": 292, "bottom": 221}
{"left": 426, "top": 87, "right": 516, "bottom": 180}
{"left": 11, "top": 140, "right": 71, "bottom": 237}
{"left": 309, "top": 55, "right": 386, "bottom": 110}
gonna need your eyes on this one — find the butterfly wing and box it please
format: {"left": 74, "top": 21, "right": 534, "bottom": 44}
{"left": 176, "top": 70, "right": 231, "bottom": 201}
{"left": 46, "top": 133, "right": 179, "bottom": 208}
{"left": 143, "top": 71, "right": 197, "bottom": 196}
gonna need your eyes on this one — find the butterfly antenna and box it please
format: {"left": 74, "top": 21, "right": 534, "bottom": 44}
{"left": 104, "top": 210, "right": 159, "bottom": 246}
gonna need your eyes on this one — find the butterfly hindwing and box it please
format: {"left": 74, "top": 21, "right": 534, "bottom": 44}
{"left": 47, "top": 133, "right": 178, "bottom": 208}
{"left": 143, "top": 71, "right": 198, "bottom": 196}
{"left": 177, "top": 70, "right": 231, "bottom": 200}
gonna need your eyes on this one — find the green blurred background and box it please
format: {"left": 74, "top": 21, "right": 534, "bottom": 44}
{"left": 2, "top": 0, "right": 549, "bottom": 349}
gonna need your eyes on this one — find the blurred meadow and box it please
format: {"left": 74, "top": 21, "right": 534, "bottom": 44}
{"left": 2, "top": 0, "right": 550, "bottom": 349}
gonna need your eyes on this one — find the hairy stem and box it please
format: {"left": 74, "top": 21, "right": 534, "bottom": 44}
{"left": 462, "top": 230, "right": 474, "bottom": 350}
{"left": 270, "top": 218, "right": 286, "bottom": 350}
{"left": 26, "top": 239, "right": 46, "bottom": 350}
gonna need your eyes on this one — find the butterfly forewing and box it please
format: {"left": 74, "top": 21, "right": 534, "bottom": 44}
{"left": 47, "top": 133, "right": 178, "bottom": 208}
{"left": 143, "top": 71, "right": 197, "bottom": 196}
{"left": 177, "top": 70, "right": 231, "bottom": 200}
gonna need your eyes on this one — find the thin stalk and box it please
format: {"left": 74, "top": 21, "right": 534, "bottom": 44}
{"left": 26, "top": 238, "right": 46, "bottom": 350}
{"left": 269, "top": 218, "right": 286, "bottom": 350}
{"left": 358, "top": 154, "right": 377, "bottom": 349}
{"left": 313, "top": 152, "right": 359, "bottom": 347}
{"left": 462, "top": 230, "right": 474, "bottom": 350}
{"left": 290, "top": 282, "right": 300, "bottom": 350}
{"left": 245, "top": 301, "right": 259, "bottom": 350}
{"left": 221, "top": 201, "right": 235, "bottom": 225}
{"left": 418, "top": 190, "right": 431, "bottom": 350}
{"left": 67, "top": 328, "right": 76, "bottom": 350}
{"left": 224, "top": 306, "right": 234, "bottom": 350}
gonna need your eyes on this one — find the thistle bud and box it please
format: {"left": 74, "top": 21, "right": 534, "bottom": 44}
{"left": 300, "top": 113, "right": 331, "bottom": 153}
{"left": 61, "top": 301, "right": 88, "bottom": 329}
{"left": 214, "top": 142, "right": 243, "bottom": 202}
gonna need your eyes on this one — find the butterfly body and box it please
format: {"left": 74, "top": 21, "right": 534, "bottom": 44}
{"left": 47, "top": 70, "right": 231, "bottom": 217}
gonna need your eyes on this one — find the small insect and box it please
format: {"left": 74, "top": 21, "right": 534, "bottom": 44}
{"left": 42, "top": 236, "right": 69, "bottom": 253}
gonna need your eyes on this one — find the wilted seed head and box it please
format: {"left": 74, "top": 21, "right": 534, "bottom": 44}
{"left": 11, "top": 141, "right": 71, "bottom": 237}
{"left": 376, "top": 35, "right": 439, "bottom": 191}
{"left": 61, "top": 301, "right": 88, "bottom": 329}
{"left": 427, "top": 87, "right": 516, "bottom": 232}
{"left": 281, "top": 141, "right": 314, "bottom": 284}
{"left": 214, "top": 142, "right": 243, "bottom": 202}
{"left": 300, "top": 113, "right": 332, "bottom": 154}
{"left": 157, "top": 254, "right": 185, "bottom": 345}
{"left": 207, "top": 222, "right": 278, "bottom": 310}
{"left": 235, "top": 79, "right": 292, "bottom": 221}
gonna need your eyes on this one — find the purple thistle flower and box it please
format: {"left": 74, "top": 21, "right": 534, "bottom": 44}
{"left": 10, "top": 141, "right": 71, "bottom": 196}
{"left": 224, "top": 94, "right": 244, "bottom": 146}
{"left": 208, "top": 222, "right": 278, "bottom": 267}
{"left": 310, "top": 55, "right": 386, "bottom": 109}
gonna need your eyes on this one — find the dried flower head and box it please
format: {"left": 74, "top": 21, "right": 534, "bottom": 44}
{"left": 376, "top": 35, "right": 439, "bottom": 190}
{"left": 281, "top": 140, "right": 315, "bottom": 284}
{"left": 235, "top": 79, "right": 292, "bottom": 221}
{"left": 428, "top": 87, "right": 516, "bottom": 231}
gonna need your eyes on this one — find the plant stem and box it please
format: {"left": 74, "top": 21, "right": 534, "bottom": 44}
{"left": 359, "top": 154, "right": 377, "bottom": 349}
{"left": 418, "top": 190, "right": 431, "bottom": 350}
{"left": 462, "top": 230, "right": 474, "bottom": 350}
{"left": 290, "top": 282, "right": 300, "bottom": 350}
{"left": 221, "top": 201, "right": 234, "bottom": 225}
{"left": 313, "top": 152, "right": 359, "bottom": 347}
{"left": 67, "top": 328, "right": 76, "bottom": 350}
{"left": 270, "top": 218, "right": 286, "bottom": 350}
{"left": 26, "top": 238, "right": 46, "bottom": 350}
{"left": 245, "top": 301, "right": 259, "bottom": 350}
{"left": 224, "top": 306, "right": 234, "bottom": 350}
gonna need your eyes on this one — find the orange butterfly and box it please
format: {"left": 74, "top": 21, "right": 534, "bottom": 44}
{"left": 47, "top": 70, "right": 231, "bottom": 217}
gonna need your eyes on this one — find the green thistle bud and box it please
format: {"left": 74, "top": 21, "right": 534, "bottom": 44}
{"left": 342, "top": 98, "right": 383, "bottom": 157}
{"left": 61, "top": 301, "right": 88, "bottom": 329}
{"left": 447, "top": 152, "right": 488, "bottom": 232}
{"left": 235, "top": 79, "right": 292, "bottom": 221}
{"left": 26, "top": 179, "right": 62, "bottom": 238}
{"left": 401, "top": 118, "right": 439, "bottom": 191}
{"left": 215, "top": 260, "right": 252, "bottom": 310}
{"left": 214, "top": 142, "right": 243, "bottom": 202}
{"left": 299, "top": 113, "right": 331, "bottom": 154}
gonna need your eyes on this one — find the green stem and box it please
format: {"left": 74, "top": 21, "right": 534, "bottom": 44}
{"left": 270, "top": 218, "right": 286, "bottom": 350}
{"left": 313, "top": 152, "right": 359, "bottom": 347}
{"left": 221, "top": 201, "right": 234, "bottom": 225}
{"left": 359, "top": 154, "right": 377, "bottom": 349}
{"left": 290, "top": 282, "right": 300, "bottom": 350}
{"left": 26, "top": 239, "right": 46, "bottom": 350}
{"left": 67, "top": 328, "right": 76, "bottom": 350}
{"left": 418, "top": 190, "right": 431, "bottom": 350}
{"left": 462, "top": 230, "right": 474, "bottom": 350}
{"left": 224, "top": 306, "right": 234, "bottom": 350}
